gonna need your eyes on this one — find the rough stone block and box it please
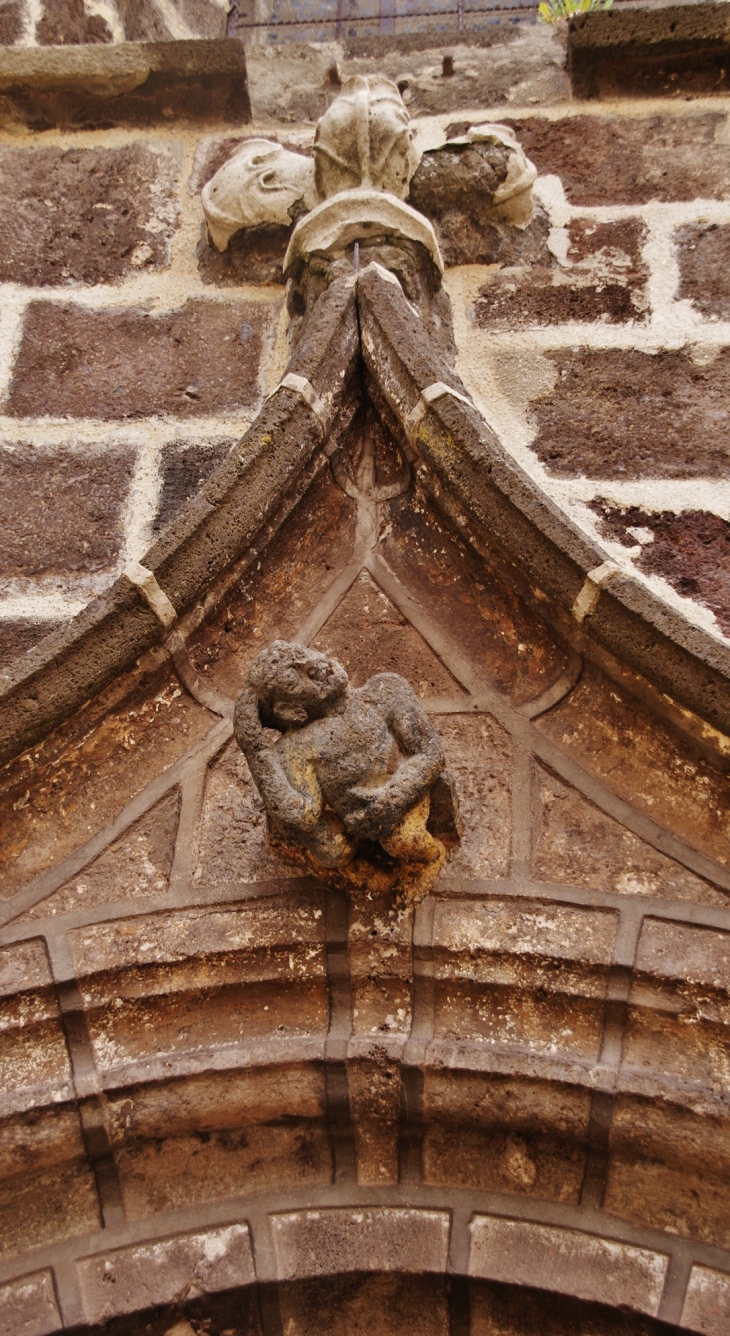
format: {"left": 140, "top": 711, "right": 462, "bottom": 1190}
{"left": 681, "top": 1265, "right": 730, "bottom": 1336}
{"left": 433, "top": 899, "right": 617, "bottom": 966}
{"left": 0, "top": 1158, "right": 100, "bottom": 1258}
{"left": 154, "top": 438, "right": 235, "bottom": 533}
{"left": 468, "top": 1216, "right": 668, "bottom": 1315}
{"left": 8, "top": 299, "right": 271, "bottom": 420}
{"left": 0, "top": 1271, "right": 62, "bottom": 1336}
{"left": 272, "top": 1208, "right": 450, "bottom": 1280}
{"left": 76, "top": 1223, "right": 255, "bottom": 1324}
{"left": 677, "top": 222, "right": 730, "bottom": 320}
{"left": 634, "top": 918, "right": 730, "bottom": 990}
{"left": 530, "top": 348, "right": 730, "bottom": 478}
{"left": 36, "top": 0, "right": 113, "bottom": 44}
{"left": 0, "top": 443, "right": 135, "bottom": 577}
{"left": 505, "top": 111, "right": 730, "bottom": 205}
{"left": 476, "top": 218, "right": 648, "bottom": 328}
{"left": 0, "top": 143, "right": 179, "bottom": 285}
{"left": 569, "top": 4, "right": 730, "bottom": 101}
{"left": 0, "top": 619, "right": 61, "bottom": 671}
{"left": 0, "top": 1, "right": 22, "bottom": 45}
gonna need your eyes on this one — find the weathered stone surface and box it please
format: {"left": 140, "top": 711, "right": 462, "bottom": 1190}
{"left": 77, "top": 1224, "right": 255, "bottom": 1324}
{"left": 8, "top": 299, "right": 271, "bottom": 420}
{"left": 117, "top": 0, "right": 228, "bottom": 41}
{"left": 476, "top": 218, "right": 648, "bottom": 328}
{"left": 0, "top": 1159, "right": 100, "bottom": 1258}
{"left": 272, "top": 1207, "right": 450, "bottom": 1279}
{"left": 154, "top": 438, "right": 234, "bottom": 532}
{"left": 313, "top": 571, "right": 464, "bottom": 698}
{"left": 194, "top": 739, "right": 306, "bottom": 887}
{"left": 187, "top": 468, "right": 357, "bottom": 696}
{"left": 36, "top": 0, "right": 112, "bottom": 44}
{"left": 0, "top": 143, "right": 179, "bottom": 285}
{"left": 280, "top": 1275, "right": 449, "bottom": 1336}
{"left": 0, "top": 666, "right": 210, "bottom": 899}
{"left": 536, "top": 665, "right": 730, "bottom": 869}
{"left": 0, "top": 1, "right": 22, "bottom": 45}
{"left": 0, "top": 1271, "right": 61, "bottom": 1336}
{"left": 0, "top": 443, "right": 135, "bottom": 576}
{"left": 505, "top": 111, "right": 730, "bottom": 205}
{"left": 530, "top": 348, "right": 730, "bottom": 478}
{"left": 568, "top": 3, "right": 730, "bottom": 101}
{"left": 677, "top": 222, "right": 730, "bottom": 320}
{"left": 0, "top": 619, "right": 61, "bottom": 670}
{"left": 468, "top": 1216, "right": 668, "bottom": 1315}
{"left": 383, "top": 489, "right": 571, "bottom": 705}
{"left": 433, "top": 715, "right": 512, "bottom": 879}
{"left": 532, "top": 764, "right": 726, "bottom": 906}
{"left": 22, "top": 789, "right": 180, "bottom": 920}
{"left": 605, "top": 1096, "right": 730, "bottom": 1247}
{"left": 198, "top": 223, "right": 293, "bottom": 286}
{"left": 681, "top": 1265, "right": 730, "bottom": 1336}
{"left": 594, "top": 502, "right": 730, "bottom": 636}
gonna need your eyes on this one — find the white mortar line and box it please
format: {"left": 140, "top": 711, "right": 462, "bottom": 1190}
{"left": 23, "top": 0, "right": 40, "bottom": 43}
{"left": 0, "top": 417, "right": 254, "bottom": 445}
{"left": 556, "top": 478, "right": 730, "bottom": 520}
{"left": 119, "top": 433, "right": 164, "bottom": 569}
{"left": 0, "top": 293, "right": 28, "bottom": 409}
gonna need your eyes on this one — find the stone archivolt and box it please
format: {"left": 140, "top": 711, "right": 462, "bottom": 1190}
{"left": 0, "top": 71, "right": 729, "bottom": 1336}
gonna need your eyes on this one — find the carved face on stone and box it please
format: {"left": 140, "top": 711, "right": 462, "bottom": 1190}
{"left": 248, "top": 640, "right": 349, "bottom": 727}
{"left": 201, "top": 139, "right": 316, "bottom": 251}
{"left": 313, "top": 75, "right": 419, "bottom": 201}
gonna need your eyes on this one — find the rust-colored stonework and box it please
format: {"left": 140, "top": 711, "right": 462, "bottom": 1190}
{"left": 0, "top": 22, "right": 729, "bottom": 1336}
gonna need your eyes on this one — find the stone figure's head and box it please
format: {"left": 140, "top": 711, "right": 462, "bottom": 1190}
{"left": 248, "top": 640, "right": 349, "bottom": 728}
{"left": 202, "top": 138, "right": 316, "bottom": 251}
{"left": 313, "top": 75, "right": 419, "bottom": 201}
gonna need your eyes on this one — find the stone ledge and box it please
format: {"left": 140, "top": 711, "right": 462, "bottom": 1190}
{"left": 0, "top": 38, "right": 250, "bottom": 128}
{"left": 568, "top": 3, "right": 730, "bottom": 99}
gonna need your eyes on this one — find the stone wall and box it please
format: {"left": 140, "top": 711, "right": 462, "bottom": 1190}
{"left": 0, "top": 44, "right": 728, "bottom": 677}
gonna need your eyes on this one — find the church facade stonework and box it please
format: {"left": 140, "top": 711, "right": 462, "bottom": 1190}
{"left": 0, "top": 13, "right": 729, "bottom": 1336}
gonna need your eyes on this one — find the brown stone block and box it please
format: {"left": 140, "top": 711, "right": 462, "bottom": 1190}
{"left": 677, "top": 222, "right": 730, "bottom": 320}
{"left": 531, "top": 347, "right": 730, "bottom": 479}
{"left": 0, "top": 143, "right": 179, "bottom": 285}
{"left": 532, "top": 764, "right": 726, "bottom": 906}
{"left": 423, "top": 1069, "right": 592, "bottom": 1137}
{"left": 0, "top": 941, "right": 74, "bottom": 1115}
{"left": 434, "top": 715, "right": 513, "bottom": 880}
{"left": 424, "top": 1122, "right": 586, "bottom": 1202}
{"left": 0, "top": 1104, "right": 86, "bottom": 1186}
{"left": 0, "top": 664, "right": 211, "bottom": 899}
{"left": 382, "top": 488, "right": 572, "bottom": 705}
{"left": 504, "top": 111, "right": 730, "bottom": 205}
{"left": 271, "top": 1207, "right": 450, "bottom": 1280}
{"left": 635, "top": 917, "right": 730, "bottom": 990}
{"left": 348, "top": 893, "right": 413, "bottom": 1039}
{"left": 77, "top": 1223, "right": 254, "bottom": 1325}
{"left": 0, "top": 442, "right": 135, "bottom": 577}
{"left": 0, "top": 2, "right": 22, "bottom": 46}
{"left": 105, "top": 1063, "right": 326, "bottom": 1142}
{"left": 187, "top": 468, "right": 357, "bottom": 697}
{"left": 154, "top": 438, "right": 235, "bottom": 533}
{"left": 605, "top": 1095, "right": 730, "bottom": 1246}
{"left": 535, "top": 663, "right": 730, "bottom": 869}
{"left": 434, "top": 898, "right": 617, "bottom": 969}
{"left": 21, "top": 789, "right": 180, "bottom": 922}
{"left": 37, "top": 0, "right": 112, "bottom": 44}
{"left": 8, "top": 299, "right": 271, "bottom": 420}
{"left": 476, "top": 218, "right": 648, "bottom": 328}
{"left": 278, "top": 1274, "right": 450, "bottom": 1336}
{"left": 569, "top": 4, "right": 730, "bottom": 101}
{"left": 116, "top": 1118, "right": 332, "bottom": 1218}
{"left": 0, "top": 1271, "right": 61, "bottom": 1336}
{"left": 432, "top": 976, "right": 605, "bottom": 1064}
{"left": 0, "top": 1158, "right": 100, "bottom": 1256}
{"left": 468, "top": 1216, "right": 668, "bottom": 1316}
{"left": 682, "top": 1265, "right": 730, "bottom": 1336}
{"left": 593, "top": 502, "right": 730, "bottom": 637}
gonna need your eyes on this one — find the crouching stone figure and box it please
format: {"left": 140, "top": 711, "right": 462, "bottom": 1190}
{"left": 234, "top": 640, "right": 459, "bottom": 905}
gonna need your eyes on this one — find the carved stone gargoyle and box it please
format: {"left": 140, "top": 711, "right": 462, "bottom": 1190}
{"left": 233, "top": 641, "right": 460, "bottom": 906}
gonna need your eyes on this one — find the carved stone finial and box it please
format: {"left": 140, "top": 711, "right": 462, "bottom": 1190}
{"left": 233, "top": 641, "right": 459, "bottom": 906}
{"left": 312, "top": 74, "right": 420, "bottom": 200}
{"left": 201, "top": 138, "right": 317, "bottom": 252}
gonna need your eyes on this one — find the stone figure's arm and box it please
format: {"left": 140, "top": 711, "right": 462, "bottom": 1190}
{"left": 346, "top": 675, "right": 444, "bottom": 836}
{"left": 233, "top": 688, "right": 323, "bottom": 832}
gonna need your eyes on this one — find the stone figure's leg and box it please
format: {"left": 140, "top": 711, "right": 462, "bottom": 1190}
{"left": 381, "top": 793, "right": 446, "bottom": 906}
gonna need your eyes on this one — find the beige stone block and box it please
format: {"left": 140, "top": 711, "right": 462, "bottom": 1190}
{"left": 468, "top": 1216, "right": 668, "bottom": 1315}
{"left": 681, "top": 1264, "right": 730, "bottom": 1336}
{"left": 76, "top": 1223, "right": 255, "bottom": 1324}
{"left": 0, "top": 1271, "right": 61, "bottom": 1336}
{"left": 271, "top": 1207, "right": 450, "bottom": 1280}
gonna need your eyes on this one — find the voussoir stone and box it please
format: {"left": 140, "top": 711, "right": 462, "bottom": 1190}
{"left": 271, "top": 1208, "right": 450, "bottom": 1280}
